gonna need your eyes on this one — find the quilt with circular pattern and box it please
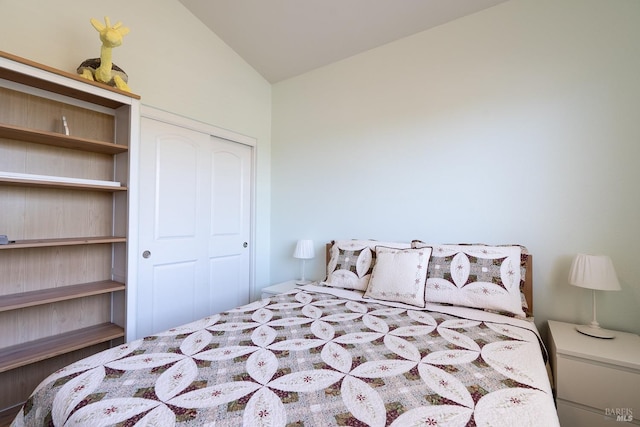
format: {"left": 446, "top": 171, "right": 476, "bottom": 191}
{"left": 12, "top": 286, "right": 559, "bottom": 426}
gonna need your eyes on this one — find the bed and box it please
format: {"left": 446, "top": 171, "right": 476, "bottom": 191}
{"left": 12, "top": 240, "right": 559, "bottom": 426}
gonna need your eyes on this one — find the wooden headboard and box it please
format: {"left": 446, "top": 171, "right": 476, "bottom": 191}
{"left": 523, "top": 254, "right": 533, "bottom": 317}
{"left": 325, "top": 243, "right": 533, "bottom": 317}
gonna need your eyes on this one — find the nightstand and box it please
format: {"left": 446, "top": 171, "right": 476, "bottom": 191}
{"left": 261, "top": 280, "right": 299, "bottom": 298}
{"left": 548, "top": 320, "right": 640, "bottom": 426}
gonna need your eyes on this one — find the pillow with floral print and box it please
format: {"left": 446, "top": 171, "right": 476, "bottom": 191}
{"left": 364, "top": 246, "right": 432, "bottom": 307}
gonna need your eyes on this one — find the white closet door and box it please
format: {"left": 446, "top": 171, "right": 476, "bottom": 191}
{"left": 209, "top": 137, "right": 252, "bottom": 315}
{"left": 137, "top": 116, "right": 252, "bottom": 338}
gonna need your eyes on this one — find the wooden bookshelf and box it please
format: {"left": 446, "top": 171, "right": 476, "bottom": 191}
{"left": 0, "top": 50, "right": 139, "bottom": 415}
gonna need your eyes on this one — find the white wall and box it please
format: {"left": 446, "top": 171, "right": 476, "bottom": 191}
{"left": 271, "top": 0, "right": 640, "bottom": 335}
{"left": 0, "top": 0, "right": 272, "bottom": 291}
{"left": 3, "top": 0, "right": 638, "bottom": 337}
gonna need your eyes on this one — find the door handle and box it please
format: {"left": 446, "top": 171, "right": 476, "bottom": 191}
{"left": 142, "top": 250, "right": 151, "bottom": 259}
{"left": 243, "top": 242, "right": 248, "bottom": 248}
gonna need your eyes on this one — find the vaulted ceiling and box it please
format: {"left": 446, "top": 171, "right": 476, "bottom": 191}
{"left": 178, "top": 0, "right": 509, "bottom": 83}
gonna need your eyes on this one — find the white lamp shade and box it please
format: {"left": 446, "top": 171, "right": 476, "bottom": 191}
{"left": 293, "top": 240, "right": 315, "bottom": 260}
{"left": 568, "top": 254, "right": 621, "bottom": 291}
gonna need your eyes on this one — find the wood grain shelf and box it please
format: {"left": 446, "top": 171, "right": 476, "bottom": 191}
{"left": 0, "top": 123, "right": 127, "bottom": 154}
{"left": 0, "top": 50, "right": 140, "bottom": 108}
{"left": 0, "top": 236, "right": 126, "bottom": 250}
{"left": 0, "top": 281, "right": 125, "bottom": 312}
{"left": 0, "top": 175, "right": 127, "bottom": 192}
{"left": 0, "top": 323, "right": 125, "bottom": 373}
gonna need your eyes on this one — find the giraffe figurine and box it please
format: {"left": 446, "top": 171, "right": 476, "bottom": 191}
{"left": 77, "top": 16, "right": 131, "bottom": 92}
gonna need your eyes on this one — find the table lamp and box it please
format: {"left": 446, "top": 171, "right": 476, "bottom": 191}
{"left": 293, "top": 239, "right": 314, "bottom": 285}
{"left": 568, "top": 253, "right": 621, "bottom": 339}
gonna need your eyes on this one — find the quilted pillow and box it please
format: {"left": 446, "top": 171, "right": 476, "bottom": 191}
{"left": 324, "top": 239, "right": 411, "bottom": 290}
{"left": 414, "top": 242, "right": 531, "bottom": 314}
{"left": 413, "top": 242, "right": 525, "bottom": 317}
{"left": 364, "top": 246, "right": 432, "bottom": 307}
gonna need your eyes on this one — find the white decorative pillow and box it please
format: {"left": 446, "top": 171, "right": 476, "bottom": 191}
{"left": 413, "top": 242, "right": 525, "bottom": 317}
{"left": 364, "top": 246, "right": 432, "bottom": 307}
{"left": 324, "top": 240, "right": 411, "bottom": 290}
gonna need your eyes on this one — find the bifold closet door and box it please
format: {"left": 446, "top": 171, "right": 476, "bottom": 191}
{"left": 137, "top": 117, "right": 252, "bottom": 338}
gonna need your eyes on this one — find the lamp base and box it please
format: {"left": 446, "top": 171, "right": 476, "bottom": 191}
{"left": 575, "top": 324, "right": 616, "bottom": 339}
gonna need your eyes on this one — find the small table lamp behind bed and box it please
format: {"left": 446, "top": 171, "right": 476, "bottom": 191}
{"left": 294, "top": 239, "right": 315, "bottom": 285}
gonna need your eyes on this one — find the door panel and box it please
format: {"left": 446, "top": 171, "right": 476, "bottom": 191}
{"left": 156, "top": 138, "right": 198, "bottom": 238}
{"left": 212, "top": 150, "right": 242, "bottom": 234}
{"left": 209, "top": 138, "right": 251, "bottom": 278}
{"left": 208, "top": 138, "right": 251, "bottom": 314}
{"left": 151, "top": 260, "right": 197, "bottom": 333}
{"left": 137, "top": 118, "right": 252, "bottom": 338}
